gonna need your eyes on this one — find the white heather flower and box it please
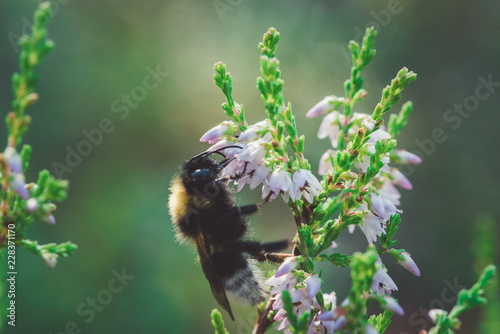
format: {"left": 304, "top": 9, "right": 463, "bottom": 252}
{"left": 266, "top": 272, "right": 298, "bottom": 295}
{"left": 372, "top": 257, "right": 398, "bottom": 295}
{"left": 26, "top": 198, "right": 39, "bottom": 212}
{"left": 249, "top": 163, "right": 271, "bottom": 190}
{"left": 428, "top": 309, "right": 445, "bottom": 323}
{"left": 391, "top": 168, "right": 413, "bottom": 190}
{"left": 292, "top": 169, "right": 322, "bottom": 204}
{"left": 318, "top": 150, "right": 334, "bottom": 175}
{"left": 362, "top": 116, "right": 376, "bottom": 131}
{"left": 359, "top": 202, "right": 385, "bottom": 244}
{"left": 263, "top": 167, "right": 295, "bottom": 202}
{"left": 236, "top": 139, "right": 267, "bottom": 170}
{"left": 42, "top": 253, "right": 57, "bottom": 269}
{"left": 238, "top": 119, "right": 271, "bottom": 141}
{"left": 200, "top": 122, "right": 230, "bottom": 144}
{"left": 306, "top": 96, "right": 339, "bottom": 118}
{"left": 397, "top": 251, "right": 421, "bottom": 277}
{"left": 368, "top": 128, "right": 392, "bottom": 143}
{"left": 395, "top": 149, "right": 422, "bottom": 164}
{"left": 317, "top": 112, "right": 343, "bottom": 148}
{"left": 379, "top": 180, "right": 401, "bottom": 206}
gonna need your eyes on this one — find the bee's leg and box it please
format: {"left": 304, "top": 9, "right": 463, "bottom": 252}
{"left": 224, "top": 240, "right": 292, "bottom": 263}
{"left": 220, "top": 204, "right": 260, "bottom": 223}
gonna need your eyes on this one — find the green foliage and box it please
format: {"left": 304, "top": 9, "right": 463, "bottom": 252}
{"left": 213, "top": 62, "right": 247, "bottom": 130}
{"left": 388, "top": 101, "right": 413, "bottom": 138}
{"left": 343, "top": 248, "right": 379, "bottom": 332}
{"left": 0, "top": 2, "right": 77, "bottom": 267}
{"left": 368, "top": 311, "right": 393, "bottom": 334}
{"left": 282, "top": 290, "right": 310, "bottom": 334}
{"left": 428, "top": 265, "right": 497, "bottom": 334}
{"left": 211, "top": 309, "right": 230, "bottom": 334}
{"left": 472, "top": 214, "right": 500, "bottom": 333}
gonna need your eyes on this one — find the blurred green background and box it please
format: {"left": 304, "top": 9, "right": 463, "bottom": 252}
{"left": 1, "top": 0, "right": 499, "bottom": 333}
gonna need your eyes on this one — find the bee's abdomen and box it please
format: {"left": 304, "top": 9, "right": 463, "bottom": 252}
{"left": 211, "top": 250, "right": 267, "bottom": 306}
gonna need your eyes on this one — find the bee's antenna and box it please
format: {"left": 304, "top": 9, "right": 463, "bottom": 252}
{"left": 189, "top": 145, "right": 243, "bottom": 162}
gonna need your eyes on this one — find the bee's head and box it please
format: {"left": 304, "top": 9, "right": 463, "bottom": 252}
{"left": 182, "top": 145, "right": 242, "bottom": 193}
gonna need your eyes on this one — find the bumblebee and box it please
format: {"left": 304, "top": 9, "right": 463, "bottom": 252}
{"left": 168, "top": 146, "right": 289, "bottom": 320}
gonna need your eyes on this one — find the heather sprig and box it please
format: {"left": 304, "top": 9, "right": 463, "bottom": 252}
{"left": 0, "top": 2, "right": 77, "bottom": 267}
{"left": 204, "top": 26, "right": 496, "bottom": 334}
{"left": 427, "top": 265, "right": 497, "bottom": 334}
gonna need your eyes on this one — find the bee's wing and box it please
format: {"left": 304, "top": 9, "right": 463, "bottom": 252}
{"left": 195, "top": 233, "right": 235, "bottom": 321}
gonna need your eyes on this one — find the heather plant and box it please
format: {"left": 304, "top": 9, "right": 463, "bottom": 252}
{"left": 0, "top": 2, "right": 77, "bottom": 268}
{"left": 200, "top": 27, "right": 497, "bottom": 333}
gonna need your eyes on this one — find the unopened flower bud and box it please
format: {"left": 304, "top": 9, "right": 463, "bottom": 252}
{"left": 383, "top": 296, "right": 404, "bottom": 315}
{"left": 26, "top": 198, "right": 39, "bottom": 212}
{"left": 6, "top": 153, "right": 22, "bottom": 174}
{"left": 200, "top": 123, "right": 229, "bottom": 144}
{"left": 339, "top": 171, "right": 358, "bottom": 181}
{"left": 24, "top": 92, "right": 39, "bottom": 107}
{"left": 11, "top": 174, "right": 29, "bottom": 199}
{"left": 395, "top": 149, "right": 422, "bottom": 164}
{"left": 305, "top": 274, "right": 321, "bottom": 299}
{"left": 306, "top": 96, "right": 336, "bottom": 118}
{"left": 397, "top": 251, "right": 420, "bottom": 277}
{"left": 428, "top": 309, "right": 445, "bottom": 323}
{"left": 43, "top": 214, "right": 56, "bottom": 225}
{"left": 275, "top": 257, "right": 297, "bottom": 277}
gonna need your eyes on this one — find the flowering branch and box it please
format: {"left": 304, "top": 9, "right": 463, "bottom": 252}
{"left": 202, "top": 26, "right": 496, "bottom": 334}
{"left": 0, "top": 2, "right": 77, "bottom": 267}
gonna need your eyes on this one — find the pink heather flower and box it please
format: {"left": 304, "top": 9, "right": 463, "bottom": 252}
{"left": 395, "top": 149, "right": 422, "bottom": 164}
{"left": 383, "top": 296, "right": 404, "bottom": 315}
{"left": 11, "top": 173, "right": 29, "bottom": 199}
{"left": 292, "top": 169, "right": 322, "bottom": 203}
{"left": 306, "top": 96, "right": 339, "bottom": 118}
{"left": 275, "top": 257, "right": 297, "bottom": 277}
{"left": 305, "top": 274, "right": 321, "bottom": 299}
{"left": 238, "top": 119, "right": 271, "bottom": 141}
{"left": 26, "top": 198, "right": 39, "bottom": 212}
{"left": 318, "top": 150, "right": 334, "bottom": 175}
{"left": 391, "top": 168, "right": 413, "bottom": 190}
{"left": 200, "top": 122, "right": 231, "bottom": 144}
{"left": 317, "top": 112, "right": 343, "bottom": 148}
{"left": 42, "top": 253, "right": 57, "bottom": 269}
{"left": 263, "top": 167, "right": 295, "bottom": 202}
{"left": 397, "top": 251, "right": 421, "bottom": 277}
{"left": 372, "top": 257, "right": 398, "bottom": 295}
